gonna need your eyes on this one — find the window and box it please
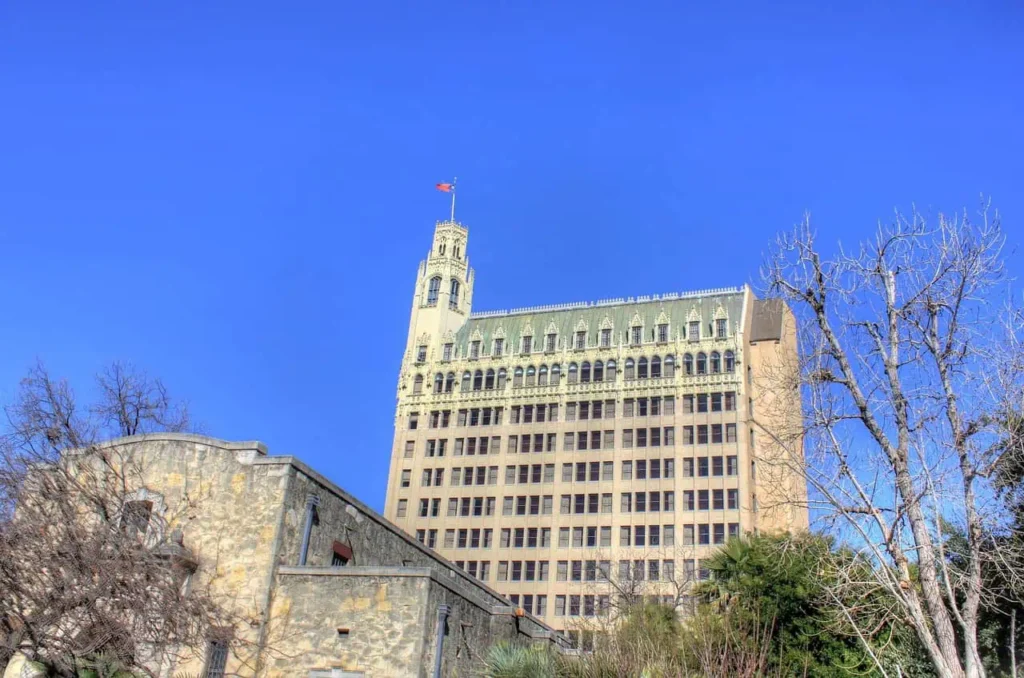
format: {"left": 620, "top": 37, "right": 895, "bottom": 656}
{"left": 544, "top": 333, "right": 556, "bottom": 352}
{"left": 121, "top": 500, "right": 152, "bottom": 539}
{"left": 651, "top": 356, "right": 661, "bottom": 378}
{"left": 696, "top": 352, "right": 707, "bottom": 374}
{"left": 593, "top": 360, "right": 604, "bottom": 382}
{"left": 526, "top": 366, "right": 536, "bottom": 386}
{"left": 724, "top": 350, "right": 735, "bottom": 372}
{"left": 688, "top": 320, "right": 700, "bottom": 341}
{"left": 396, "top": 499, "right": 407, "bottom": 517}
{"left": 710, "top": 351, "right": 721, "bottom": 373}
{"left": 625, "top": 358, "right": 635, "bottom": 380}
{"left": 538, "top": 365, "right": 548, "bottom": 385}
{"left": 426, "top": 277, "right": 441, "bottom": 306}
{"left": 470, "top": 341, "right": 481, "bottom": 359}
{"left": 203, "top": 639, "right": 229, "bottom": 678}
{"left": 513, "top": 367, "right": 523, "bottom": 388}
{"left": 683, "top": 353, "right": 693, "bottom": 375}
{"left": 606, "top": 360, "right": 616, "bottom": 381}
{"left": 449, "top": 279, "right": 460, "bottom": 309}
{"left": 575, "top": 331, "right": 586, "bottom": 350}
{"left": 400, "top": 470, "right": 411, "bottom": 488}
{"left": 416, "top": 345, "right": 427, "bottom": 363}
{"left": 631, "top": 326, "right": 642, "bottom": 345}
{"left": 493, "top": 338, "right": 504, "bottom": 356}
{"left": 473, "top": 370, "right": 483, "bottom": 390}
{"left": 522, "top": 336, "right": 533, "bottom": 354}
{"left": 717, "top": 318, "right": 728, "bottom": 338}
{"left": 581, "top": 362, "right": 591, "bottom": 382}
{"left": 601, "top": 328, "right": 612, "bottom": 347}
{"left": 664, "top": 355, "right": 675, "bottom": 378}
{"left": 551, "top": 364, "right": 561, "bottom": 384}
{"left": 412, "top": 374, "right": 423, "bottom": 394}
{"left": 657, "top": 323, "right": 668, "bottom": 343}
{"left": 638, "top": 357, "right": 648, "bottom": 379}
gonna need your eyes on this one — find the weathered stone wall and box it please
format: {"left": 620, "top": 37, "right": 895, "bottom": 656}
{"left": 268, "top": 570, "right": 430, "bottom": 677}
{"left": 420, "top": 574, "right": 553, "bottom": 678}
{"left": 97, "top": 435, "right": 291, "bottom": 677}
{"left": 61, "top": 435, "right": 565, "bottom": 678}
{"left": 268, "top": 458, "right": 435, "bottom": 571}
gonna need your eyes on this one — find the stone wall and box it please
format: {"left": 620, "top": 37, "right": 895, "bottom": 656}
{"left": 52, "top": 435, "right": 568, "bottom": 678}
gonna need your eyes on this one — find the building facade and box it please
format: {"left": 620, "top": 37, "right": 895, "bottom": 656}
{"left": 384, "top": 219, "right": 808, "bottom": 642}
{"left": 5, "top": 433, "right": 563, "bottom": 678}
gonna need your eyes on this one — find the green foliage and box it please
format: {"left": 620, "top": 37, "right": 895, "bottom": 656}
{"left": 695, "top": 532, "right": 906, "bottom": 677}
{"left": 482, "top": 641, "right": 562, "bottom": 678}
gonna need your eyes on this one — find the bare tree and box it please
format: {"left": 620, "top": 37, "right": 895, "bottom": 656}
{"left": 0, "top": 362, "right": 233, "bottom": 676}
{"left": 761, "top": 203, "right": 1024, "bottom": 678}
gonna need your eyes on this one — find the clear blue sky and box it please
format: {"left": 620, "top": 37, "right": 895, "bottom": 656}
{"left": 1, "top": 2, "right": 1021, "bottom": 512}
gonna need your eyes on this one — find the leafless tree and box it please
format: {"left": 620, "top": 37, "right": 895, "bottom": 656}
{"left": 760, "top": 202, "right": 1024, "bottom": 678}
{"left": 0, "top": 362, "right": 237, "bottom": 676}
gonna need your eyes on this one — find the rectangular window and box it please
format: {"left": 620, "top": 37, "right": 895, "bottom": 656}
{"left": 409, "top": 412, "right": 419, "bottom": 430}
{"left": 712, "top": 455, "right": 724, "bottom": 476}
{"left": 657, "top": 323, "right": 668, "bottom": 343}
{"left": 494, "top": 338, "right": 504, "bottom": 356}
{"left": 688, "top": 320, "right": 700, "bottom": 341}
{"left": 717, "top": 318, "right": 727, "bottom": 338}
{"left": 396, "top": 499, "right": 407, "bottom": 517}
{"left": 725, "top": 391, "right": 736, "bottom": 411}
{"left": 698, "top": 489, "right": 709, "bottom": 510}
{"left": 682, "top": 458, "right": 694, "bottom": 478}
{"left": 726, "top": 424, "right": 737, "bottom": 444}
{"left": 522, "top": 336, "right": 532, "bottom": 354}
{"left": 546, "top": 333, "right": 557, "bottom": 352}
{"left": 621, "top": 493, "right": 632, "bottom": 513}
{"left": 637, "top": 429, "right": 646, "bottom": 447}
{"left": 203, "top": 640, "right": 229, "bottom": 678}
{"left": 712, "top": 425, "right": 723, "bottom": 444}
{"left": 728, "top": 488, "right": 739, "bottom": 509}
{"left": 713, "top": 489, "right": 725, "bottom": 510}
{"left": 601, "top": 328, "right": 611, "bottom": 347}
{"left": 683, "top": 490, "right": 695, "bottom": 511}
{"left": 683, "top": 426, "right": 694, "bottom": 445}
{"left": 698, "top": 425, "right": 709, "bottom": 445}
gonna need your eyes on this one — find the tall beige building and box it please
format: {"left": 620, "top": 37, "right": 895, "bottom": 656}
{"left": 384, "top": 218, "right": 807, "bottom": 644}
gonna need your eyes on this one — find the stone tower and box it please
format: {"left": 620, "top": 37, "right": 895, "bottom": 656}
{"left": 403, "top": 219, "right": 475, "bottom": 370}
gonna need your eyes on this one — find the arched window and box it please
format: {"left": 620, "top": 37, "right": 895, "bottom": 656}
{"left": 638, "top": 357, "right": 648, "bottom": 379}
{"left": 551, "top": 364, "right": 562, "bottom": 385}
{"left": 606, "top": 360, "right": 617, "bottom": 381}
{"left": 434, "top": 373, "right": 443, "bottom": 392}
{"left": 449, "top": 279, "right": 460, "bottom": 310}
{"left": 710, "top": 351, "right": 721, "bottom": 374}
{"left": 473, "top": 369, "right": 483, "bottom": 391}
{"left": 724, "top": 350, "right": 735, "bottom": 373}
{"left": 485, "top": 369, "right": 495, "bottom": 390}
{"left": 664, "top": 355, "right": 675, "bottom": 378}
{"left": 581, "top": 361, "right": 591, "bottom": 383}
{"left": 539, "top": 365, "right": 549, "bottom": 386}
{"left": 526, "top": 366, "right": 537, "bottom": 386}
{"left": 413, "top": 374, "right": 424, "bottom": 394}
{"left": 696, "top": 352, "right": 707, "bottom": 375}
{"left": 513, "top": 367, "right": 524, "bottom": 388}
{"left": 625, "top": 358, "right": 635, "bottom": 380}
{"left": 497, "top": 368, "right": 508, "bottom": 389}
{"left": 461, "top": 371, "right": 471, "bottom": 391}
{"left": 426, "top": 277, "right": 441, "bottom": 306}
{"left": 594, "top": 360, "right": 604, "bottom": 382}
{"left": 683, "top": 353, "right": 694, "bottom": 375}
{"left": 445, "top": 372, "right": 455, "bottom": 392}
{"left": 651, "top": 356, "right": 662, "bottom": 378}
{"left": 568, "top": 363, "right": 579, "bottom": 384}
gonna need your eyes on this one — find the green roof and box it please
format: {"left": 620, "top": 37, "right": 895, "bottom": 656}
{"left": 454, "top": 286, "right": 748, "bottom": 351}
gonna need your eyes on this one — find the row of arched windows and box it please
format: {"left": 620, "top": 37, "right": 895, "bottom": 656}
{"left": 412, "top": 350, "right": 735, "bottom": 394}
{"left": 425, "top": 276, "right": 460, "bottom": 310}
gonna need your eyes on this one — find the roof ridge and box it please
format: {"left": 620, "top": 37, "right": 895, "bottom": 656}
{"left": 468, "top": 286, "right": 744, "bottom": 319}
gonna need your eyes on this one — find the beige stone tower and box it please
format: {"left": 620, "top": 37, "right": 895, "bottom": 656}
{"left": 384, "top": 217, "right": 808, "bottom": 647}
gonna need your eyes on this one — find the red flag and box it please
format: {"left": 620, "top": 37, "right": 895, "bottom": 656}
{"left": 435, "top": 183, "right": 453, "bottom": 192}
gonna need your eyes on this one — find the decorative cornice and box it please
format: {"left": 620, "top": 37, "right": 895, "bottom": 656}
{"left": 469, "top": 286, "right": 745, "bottom": 319}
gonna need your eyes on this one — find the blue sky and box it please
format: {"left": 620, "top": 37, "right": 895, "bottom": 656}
{"left": 1, "top": 1, "right": 1021, "bottom": 512}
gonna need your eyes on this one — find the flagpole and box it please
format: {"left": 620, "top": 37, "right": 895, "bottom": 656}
{"left": 451, "top": 177, "right": 457, "bottom": 222}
